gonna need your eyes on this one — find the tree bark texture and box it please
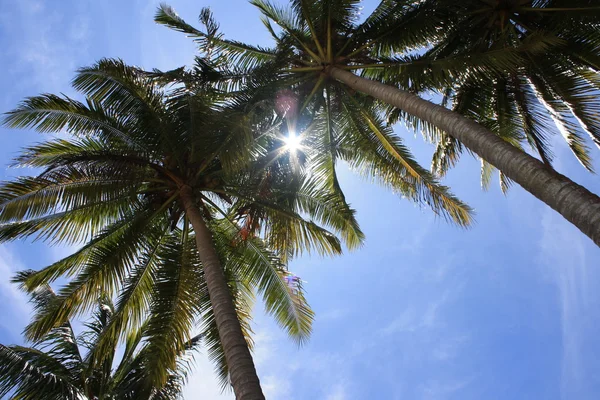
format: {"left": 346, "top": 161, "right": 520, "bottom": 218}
{"left": 180, "top": 186, "right": 265, "bottom": 400}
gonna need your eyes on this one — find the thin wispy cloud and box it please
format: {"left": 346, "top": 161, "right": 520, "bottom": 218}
{"left": 245, "top": 316, "right": 353, "bottom": 400}
{"left": 0, "top": 0, "right": 91, "bottom": 95}
{"left": 183, "top": 352, "right": 233, "bottom": 400}
{"left": 318, "top": 307, "right": 350, "bottom": 322}
{"left": 261, "top": 375, "right": 292, "bottom": 400}
{"left": 325, "top": 384, "right": 347, "bottom": 400}
{"left": 0, "top": 245, "right": 31, "bottom": 340}
{"left": 540, "top": 208, "right": 593, "bottom": 400}
{"left": 536, "top": 133, "right": 600, "bottom": 400}
{"left": 421, "top": 377, "right": 473, "bottom": 400}
{"left": 379, "top": 280, "right": 462, "bottom": 337}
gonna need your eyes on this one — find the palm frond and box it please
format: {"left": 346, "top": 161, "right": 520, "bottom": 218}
{"left": 213, "top": 218, "right": 314, "bottom": 343}
{"left": 142, "top": 230, "right": 203, "bottom": 388}
{"left": 155, "top": 4, "right": 276, "bottom": 71}
{"left": 340, "top": 94, "right": 473, "bottom": 226}
{"left": 2, "top": 94, "right": 150, "bottom": 151}
{"left": 22, "top": 209, "right": 168, "bottom": 341}
{"left": 0, "top": 344, "right": 82, "bottom": 400}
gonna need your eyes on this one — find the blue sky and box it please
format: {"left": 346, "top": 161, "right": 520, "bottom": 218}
{"left": 1, "top": 1, "right": 600, "bottom": 399}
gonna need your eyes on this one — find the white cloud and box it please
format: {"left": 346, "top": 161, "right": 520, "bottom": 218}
{"left": 379, "top": 286, "right": 457, "bottom": 337}
{"left": 391, "top": 220, "right": 432, "bottom": 254}
{"left": 261, "top": 374, "right": 292, "bottom": 400}
{"left": 252, "top": 329, "right": 276, "bottom": 366}
{"left": 183, "top": 352, "right": 233, "bottom": 400}
{"left": 380, "top": 307, "right": 418, "bottom": 335}
{"left": 0, "top": 0, "right": 91, "bottom": 95}
{"left": 252, "top": 327, "right": 295, "bottom": 400}
{"left": 183, "top": 324, "right": 288, "bottom": 400}
{"left": 530, "top": 111, "right": 600, "bottom": 399}
{"left": 318, "top": 307, "right": 350, "bottom": 321}
{"left": 325, "top": 384, "right": 347, "bottom": 400}
{"left": 539, "top": 208, "right": 591, "bottom": 399}
{"left": 420, "top": 377, "right": 473, "bottom": 400}
{"left": 431, "top": 334, "right": 469, "bottom": 362}
{"left": 0, "top": 245, "right": 32, "bottom": 339}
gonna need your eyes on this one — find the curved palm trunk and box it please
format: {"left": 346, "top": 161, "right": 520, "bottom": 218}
{"left": 328, "top": 66, "right": 600, "bottom": 246}
{"left": 180, "top": 186, "right": 265, "bottom": 400}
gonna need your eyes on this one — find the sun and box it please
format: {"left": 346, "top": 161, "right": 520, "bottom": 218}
{"left": 283, "top": 131, "right": 302, "bottom": 152}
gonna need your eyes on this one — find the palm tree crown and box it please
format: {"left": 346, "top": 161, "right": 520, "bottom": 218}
{"left": 403, "top": 0, "right": 600, "bottom": 190}
{"left": 0, "top": 286, "right": 199, "bottom": 399}
{"left": 155, "top": 2, "right": 474, "bottom": 227}
{"left": 153, "top": 0, "right": 600, "bottom": 245}
{"left": 0, "top": 58, "right": 363, "bottom": 397}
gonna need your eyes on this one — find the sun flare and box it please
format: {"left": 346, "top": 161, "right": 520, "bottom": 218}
{"left": 283, "top": 131, "right": 302, "bottom": 152}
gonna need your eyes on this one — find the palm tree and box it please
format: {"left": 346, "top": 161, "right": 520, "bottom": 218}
{"left": 154, "top": 0, "right": 600, "bottom": 246}
{"left": 155, "top": 5, "right": 474, "bottom": 229}
{"left": 386, "top": 0, "right": 600, "bottom": 191}
{"left": 10, "top": 219, "right": 315, "bottom": 397}
{"left": 0, "top": 59, "right": 364, "bottom": 399}
{"left": 0, "top": 284, "right": 199, "bottom": 399}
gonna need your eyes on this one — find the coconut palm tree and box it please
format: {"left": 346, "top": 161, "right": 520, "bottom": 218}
{"left": 0, "top": 285, "right": 200, "bottom": 400}
{"left": 10, "top": 218, "right": 314, "bottom": 397}
{"left": 0, "top": 59, "right": 365, "bottom": 399}
{"left": 383, "top": 0, "right": 600, "bottom": 191}
{"left": 154, "top": 0, "right": 600, "bottom": 246}
{"left": 155, "top": 6, "right": 474, "bottom": 229}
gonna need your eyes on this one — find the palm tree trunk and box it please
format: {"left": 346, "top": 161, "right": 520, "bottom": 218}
{"left": 180, "top": 186, "right": 265, "bottom": 400}
{"left": 328, "top": 66, "right": 600, "bottom": 246}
